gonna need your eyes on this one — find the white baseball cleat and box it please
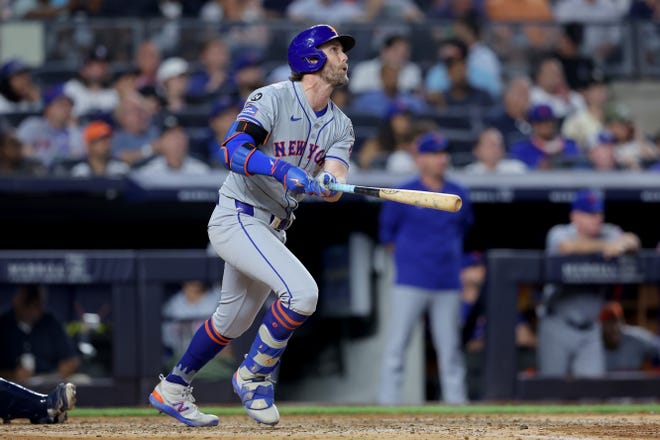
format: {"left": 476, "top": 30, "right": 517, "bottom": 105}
{"left": 232, "top": 368, "right": 280, "bottom": 426}
{"left": 149, "top": 375, "right": 219, "bottom": 427}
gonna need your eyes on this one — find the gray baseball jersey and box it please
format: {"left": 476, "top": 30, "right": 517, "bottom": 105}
{"left": 220, "top": 80, "right": 354, "bottom": 220}
{"left": 538, "top": 222, "right": 623, "bottom": 377}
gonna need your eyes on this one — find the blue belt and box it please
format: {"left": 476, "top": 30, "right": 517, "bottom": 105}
{"left": 233, "top": 200, "right": 291, "bottom": 231}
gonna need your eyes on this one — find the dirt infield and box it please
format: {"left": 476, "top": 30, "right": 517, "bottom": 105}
{"left": 2, "top": 413, "right": 659, "bottom": 440}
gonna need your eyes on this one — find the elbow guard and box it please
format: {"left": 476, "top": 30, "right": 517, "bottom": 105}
{"left": 219, "top": 120, "right": 270, "bottom": 175}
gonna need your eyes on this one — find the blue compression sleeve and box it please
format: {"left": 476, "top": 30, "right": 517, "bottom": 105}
{"left": 219, "top": 124, "right": 292, "bottom": 180}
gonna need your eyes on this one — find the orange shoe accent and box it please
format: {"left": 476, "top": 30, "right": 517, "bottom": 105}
{"left": 151, "top": 389, "right": 164, "bottom": 403}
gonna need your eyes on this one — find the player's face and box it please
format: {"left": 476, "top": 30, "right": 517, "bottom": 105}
{"left": 319, "top": 41, "right": 349, "bottom": 87}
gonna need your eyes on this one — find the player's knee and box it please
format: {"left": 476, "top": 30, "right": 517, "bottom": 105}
{"left": 287, "top": 283, "right": 319, "bottom": 315}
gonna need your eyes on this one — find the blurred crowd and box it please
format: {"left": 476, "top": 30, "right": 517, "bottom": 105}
{"left": 1, "top": 0, "right": 660, "bottom": 178}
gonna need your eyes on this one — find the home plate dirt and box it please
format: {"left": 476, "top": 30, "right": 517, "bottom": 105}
{"left": 2, "top": 414, "right": 659, "bottom": 439}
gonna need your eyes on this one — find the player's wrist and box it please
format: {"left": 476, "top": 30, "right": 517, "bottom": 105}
{"left": 271, "top": 160, "right": 293, "bottom": 182}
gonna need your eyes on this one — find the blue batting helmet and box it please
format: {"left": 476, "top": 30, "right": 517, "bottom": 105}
{"left": 288, "top": 24, "right": 355, "bottom": 74}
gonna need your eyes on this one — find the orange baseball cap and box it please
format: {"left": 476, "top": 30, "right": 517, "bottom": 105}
{"left": 84, "top": 120, "right": 112, "bottom": 144}
{"left": 599, "top": 301, "right": 623, "bottom": 322}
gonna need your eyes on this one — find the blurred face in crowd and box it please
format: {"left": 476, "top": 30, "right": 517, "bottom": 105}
{"left": 473, "top": 129, "right": 505, "bottom": 167}
{"left": 202, "top": 39, "right": 229, "bottom": 71}
{"left": 588, "top": 142, "right": 616, "bottom": 170}
{"left": 607, "top": 120, "right": 634, "bottom": 142}
{"left": 532, "top": 120, "right": 557, "bottom": 141}
{"left": 82, "top": 60, "right": 110, "bottom": 86}
{"left": 570, "top": 210, "right": 604, "bottom": 238}
{"left": 390, "top": 113, "right": 412, "bottom": 138}
{"left": 584, "top": 82, "right": 608, "bottom": 107}
{"left": 117, "top": 94, "right": 150, "bottom": 133}
{"left": 9, "top": 71, "right": 36, "bottom": 99}
{"left": 536, "top": 59, "right": 564, "bottom": 94}
{"left": 45, "top": 96, "right": 74, "bottom": 128}
{"left": 136, "top": 41, "right": 161, "bottom": 77}
{"left": 382, "top": 38, "right": 410, "bottom": 67}
{"left": 380, "top": 64, "right": 400, "bottom": 96}
{"left": 161, "top": 127, "right": 188, "bottom": 169}
{"left": 88, "top": 134, "right": 112, "bottom": 161}
{"left": 0, "top": 133, "right": 23, "bottom": 167}
{"left": 446, "top": 57, "right": 468, "bottom": 87}
{"left": 164, "top": 73, "right": 188, "bottom": 98}
{"left": 505, "top": 77, "right": 531, "bottom": 118}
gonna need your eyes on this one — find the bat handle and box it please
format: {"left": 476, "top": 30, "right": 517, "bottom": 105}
{"left": 325, "top": 182, "right": 355, "bottom": 193}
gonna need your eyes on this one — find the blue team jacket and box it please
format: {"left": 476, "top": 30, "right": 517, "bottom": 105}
{"left": 378, "top": 177, "right": 474, "bottom": 290}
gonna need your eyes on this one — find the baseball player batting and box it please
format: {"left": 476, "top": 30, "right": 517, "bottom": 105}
{"left": 149, "top": 24, "right": 355, "bottom": 427}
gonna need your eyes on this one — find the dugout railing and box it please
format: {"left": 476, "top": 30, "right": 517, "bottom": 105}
{"left": 484, "top": 250, "right": 660, "bottom": 401}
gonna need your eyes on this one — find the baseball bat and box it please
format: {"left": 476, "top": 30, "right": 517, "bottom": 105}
{"left": 326, "top": 182, "right": 462, "bottom": 212}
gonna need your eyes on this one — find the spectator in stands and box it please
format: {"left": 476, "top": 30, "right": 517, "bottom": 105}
{"left": 64, "top": 45, "right": 119, "bottom": 118}
{"left": 430, "top": 39, "right": 495, "bottom": 108}
{"left": 187, "top": 38, "right": 231, "bottom": 101}
{"left": 580, "top": 130, "right": 620, "bottom": 171}
{"left": 428, "top": 0, "right": 485, "bottom": 20}
{"left": 385, "top": 119, "right": 438, "bottom": 174}
{"left": 554, "top": 0, "right": 625, "bottom": 64}
{"left": 111, "top": 93, "right": 160, "bottom": 165}
{"left": 230, "top": 54, "right": 266, "bottom": 103}
{"left": 0, "top": 131, "right": 46, "bottom": 176}
{"left": 509, "top": 104, "right": 581, "bottom": 169}
{"left": 112, "top": 66, "right": 140, "bottom": 100}
{"left": 425, "top": 20, "right": 502, "bottom": 100}
{"left": 66, "top": 120, "right": 130, "bottom": 177}
{"left": 604, "top": 103, "right": 659, "bottom": 170}
{"left": 600, "top": 301, "right": 660, "bottom": 372}
{"left": 486, "top": 76, "right": 533, "bottom": 149}
{"left": 0, "top": 59, "right": 41, "bottom": 114}
{"left": 156, "top": 57, "right": 190, "bottom": 113}
{"left": 530, "top": 56, "right": 585, "bottom": 120}
{"left": 286, "top": 0, "right": 363, "bottom": 23}
{"left": 360, "top": 0, "right": 424, "bottom": 22}
{"left": 349, "top": 33, "right": 422, "bottom": 96}
{"left": 553, "top": 23, "right": 596, "bottom": 91}
{"left": 134, "top": 40, "right": 162, "bottom": 89}
{"left": 485, "top": 0, "right": 554, "bottom": 50}
{"left": 16, "top": 84, "right": 84, "bottom": 169}
{"left": 538, "top": 189, "right": 641, "bottom": 378}
{"left": 135, "top": 114, "right": 210, "bottom": 175}
{"left": 207, "top": 97, "right": 241, "bottom": 168}
{"left": 351, "top": 64, "right": 428, "bottom": 118}
{"left": 357, "top": 100, "right": 414, "bottom": 170}
{"left": 464, "top": 128, "right": 528, "bottom": 174}
{"left": 0, "top": 284, "right": 80, "bottom": 383}
{"left": 200, "top": 0, "right": 264, "bottom": 21}
{"left": 561, "top": 70, "right": 609, "bottom": 151}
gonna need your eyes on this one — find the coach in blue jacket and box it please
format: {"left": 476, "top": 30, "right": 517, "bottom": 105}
{"left": 378, "top": 132, "right": 474, "bottom": 405}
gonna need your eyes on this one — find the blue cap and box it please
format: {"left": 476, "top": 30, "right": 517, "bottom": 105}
{"left": 0, "top": 59, "right": 30, "bottom": 78}
{"left": 43, "top": 84, "right": 73, "bottom": 107}
{"left": 209, "top": 96, "right": 241, "bottom": 119}
{"left": 417, "top": 132, "right": 448, "bottom": 154}
{"left": 232, "top": 53, "right": 262, "bottom": 72}
{"left": 589, "top": 130, "right": 616, "bottom": 148}
{"left": 528, "top": 104, "right": 555, "bottom": 123}
{"left": 385, "top": 100, "right": 412, "bottom": 120}
{"left": 571, "top": 189, "right": 604, "bottom": 213}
